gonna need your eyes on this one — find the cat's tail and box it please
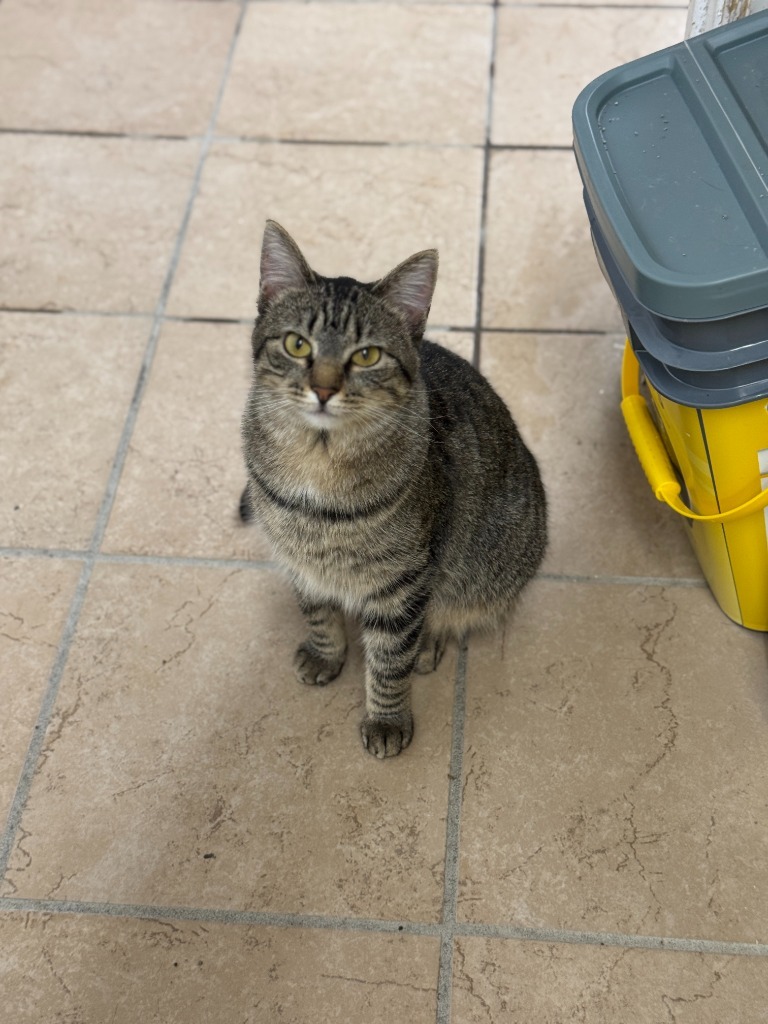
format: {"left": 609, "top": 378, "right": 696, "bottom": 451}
{"left": 238, "top": 484, "right": 254, "bottom": 523}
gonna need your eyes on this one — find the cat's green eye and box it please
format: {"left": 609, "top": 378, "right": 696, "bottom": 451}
{"left": 284, "top": 332, "right": 312, "bottom": 359}
{"left": 350, "top": 346, "right": 382, "bottom": 368}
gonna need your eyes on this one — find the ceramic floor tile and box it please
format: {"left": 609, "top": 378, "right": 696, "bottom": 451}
{"left": 492, "top": 8, "right": 687, "bottom": 146}
{"left": 481, "top": 332, "right": 703, "bottom": 579}
{"left": 0, "top": 135, "right": 199, "bottom": 314}
{"left": 218, "top": 3, "right": 491, "bottom": 144}
{"left": 482, "top": 150, "right": 623, "bottom": 332}
{"left": 0, "top": 558, "right": 82, "bottom": 825}
{"left": 458, "top": 579, "right": 768, "bottom": 943}
{"left": 428, "top": 331, "right": 475, "bottom": 364}
{"left": 166, "top": 142, "right": 484, "bottom": 325}
{"left": 103, "top": 321, "right": 271, "bottom": 560}
{"left": 0, "top": 0, "right": 238, "bottom": 135}
{"left": 2, "top": 564, "right": 455, "bottom": 920}
{"left": 0, "top": 912, "right": 439, "bottom": 1023}
{"left": 0, "top": 313, "right": 149, "bottom": 549}
{"left": 453, "top": 938, "right": 768, "bottom": 1023}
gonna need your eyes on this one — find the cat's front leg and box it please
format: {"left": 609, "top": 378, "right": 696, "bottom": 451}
{"left": 293, "top": 591, "right": 347, "bottom": 687}
{"left": 359, "top": 593, "right": 428, "bottom": 758}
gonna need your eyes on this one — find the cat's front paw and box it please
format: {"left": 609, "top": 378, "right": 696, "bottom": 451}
{"left": 360, "top": 712, "right": 414, "bottom": 759}
{"left": 294, "top": 642, "right": 346, "bottom": 687}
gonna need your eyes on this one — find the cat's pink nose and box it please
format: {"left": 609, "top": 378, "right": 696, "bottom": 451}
{"left": 313, "top": 386, "right": 338, "bottom": 405}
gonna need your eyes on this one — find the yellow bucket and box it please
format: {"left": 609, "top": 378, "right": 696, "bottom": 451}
{"left": 621, "top": 342, "right": 768, "bottom": 631}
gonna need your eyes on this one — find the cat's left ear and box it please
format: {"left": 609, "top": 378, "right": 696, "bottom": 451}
{"left": 374, "top": 249, "right": 438, "bottom": 336}
{"left": 259, "top": 220, "right": 315, "bottom": 309}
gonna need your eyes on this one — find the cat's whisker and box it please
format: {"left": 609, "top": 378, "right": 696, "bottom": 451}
{"left": 358, "top": 404, "right": 448, "bottom": 447}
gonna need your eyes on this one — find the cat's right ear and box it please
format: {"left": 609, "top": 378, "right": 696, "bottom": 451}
{"left": 373, "top": 249, "right": 439, "bottom": 337}
{"left": 259, "top": 221, "right": 315, "bottom": 308}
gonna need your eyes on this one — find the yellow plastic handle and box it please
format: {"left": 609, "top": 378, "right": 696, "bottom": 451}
{"left": 620, "top": 342, "right": 768, "bottom": 524}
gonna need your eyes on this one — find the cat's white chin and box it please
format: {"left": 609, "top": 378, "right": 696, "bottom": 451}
{"left": 302, "top": 409, "right": 343, "bottom": 430}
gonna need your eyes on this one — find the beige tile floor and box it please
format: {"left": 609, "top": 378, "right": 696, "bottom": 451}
{"left": 3, "top": 0, "right": 768, "bottom": 1021}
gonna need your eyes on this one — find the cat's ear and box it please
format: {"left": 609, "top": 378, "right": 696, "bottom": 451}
{"left": 374, "top": 249, "right": 439, "bottom": 335}
{"left": 259, "top": 220, "right": 315, "bottom": 306}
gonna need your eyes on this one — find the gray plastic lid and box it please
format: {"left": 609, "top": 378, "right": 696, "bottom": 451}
{"left": 573, "top": 9, "right": 768, "bottom": 322}
{"left": 631, "top": 329, "right": 768, "bottom": 408}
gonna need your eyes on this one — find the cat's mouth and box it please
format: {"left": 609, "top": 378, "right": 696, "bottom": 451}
{"left": 301, "top": 404, "right": 343, "bottom": 430}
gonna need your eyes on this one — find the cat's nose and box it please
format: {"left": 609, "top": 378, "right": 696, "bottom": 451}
{"left": 313, "top": 386, "right": 338, "bottom": 406}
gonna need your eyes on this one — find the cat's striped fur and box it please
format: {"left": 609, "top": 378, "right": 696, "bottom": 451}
{"left": 241, "top": 222, "right": 547, "bottom": 757}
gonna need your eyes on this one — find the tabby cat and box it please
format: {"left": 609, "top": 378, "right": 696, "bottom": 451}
{"left": 240, "top": 222, "right": 547, "bottom": 758}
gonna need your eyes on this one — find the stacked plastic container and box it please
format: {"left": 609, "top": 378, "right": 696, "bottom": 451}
{"left": 573, "top": 9, "right": 768, "bottom": 630}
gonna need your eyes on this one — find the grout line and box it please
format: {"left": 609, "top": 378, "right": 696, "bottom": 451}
{"left": 0, "top": 127, "right": 479, "bottom": 150}
{"left": 480, "top": 325, "right": 620, "bottom": 336}
{"left": 490, "top": 143, "right": 574, "bottom": 152}
{"left": 0, "top": 1, "right": 250, "bottom": 882}
{"left": 0, "top": 306, "right": 477, "bottom": 335}
{"left": 240, "top": 0, "right": 688, "bottom": 6}
{"left": 502, "top": 2, "right": 689, "bottom": 7}
{"left": 0, "top": 546, "right": 706, "bottom": 589}
{"left": 0, "top": 126, "right": 199, "bottom": 142}
{"left": 243, "top": 0, "right": 500, "bottom": 4}
{"left": 538, "top": 571, "right": 707, "bottom": 588}
{"left": 0, "top": 550, "right": 278, "bottom": 574}
{"left": 0, "top": 127, "right": 579, "bottom": 153}
{"left": 0, "top": 560, "right": 93, "bottom": 874}
{"left": 457, "top": 921, "right": 768, "bottom": 958}
{"left": 2, "top": 895, "right": 766, "bottom": 959}
{"left": 438, "top": 4, "right": 499, "bottom": 1011}
{"left": 471, "top": 0, "right": 499, "bottom": 371}
{"left": 91, "top": 552, "right": 278, "bottom": 572}
{"left": 0, "top": 303, "right": 623, "bottom": 341}
{"left": 212, "top": 134, "right": 486, "bottom": 149}
{"left": 436, "top": 640, "right": 470, "bottom": 1023}
{"left": 0, "top": 547, "right": 89, "bottom": 562}
{"left": 164, "top": 314, "right": 254, "bottom": 326}
{"left": 0, "top": 307, "right": 155, "bottom": 320}
{"left": 0, "top": 302, "right": 623, "bottom": 342}
{"left": 0, "top": 897, "right": 441, "bottom": 937}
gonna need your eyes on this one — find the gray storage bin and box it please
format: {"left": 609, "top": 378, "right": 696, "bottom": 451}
{"left": 587, "top": 193, "right": 768, "bottom": 371}
{"left": 573, "top": 9, "right": 768, "bottom": 325}
{"left": 629, "top": 326, "right": 768, "bottom": 408}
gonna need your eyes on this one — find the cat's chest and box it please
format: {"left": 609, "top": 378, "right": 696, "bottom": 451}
{"left": 257, "top": 486, "right": 393, "bottom": 557}
{"left": 249, "top": 430, "right": 426, "bottom": 590}
{"left": 263, "top": 504, "right": 395, "bottom": 601}
{"left": 253, "top": 470, "right": 420, "bottom": 598}
{"left": 278, "top": 443, "right": 375, "bottom": 500}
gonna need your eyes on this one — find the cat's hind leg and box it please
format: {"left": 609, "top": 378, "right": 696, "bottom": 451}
{"left": 293, "top": 594, "right": 347, "bottom": 687}
{"left": 413, "top": 631, "right": 447, "bottom": 675}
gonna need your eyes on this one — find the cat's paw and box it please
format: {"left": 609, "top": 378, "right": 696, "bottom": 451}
{"left": 414, "top": 635, "right": 446, "bottom": 675}
{"left": 360, "top": 712, "right": 414, "bottom": 759}
{"left": 294, "top": 642, "right": 346, "bottom": 687}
